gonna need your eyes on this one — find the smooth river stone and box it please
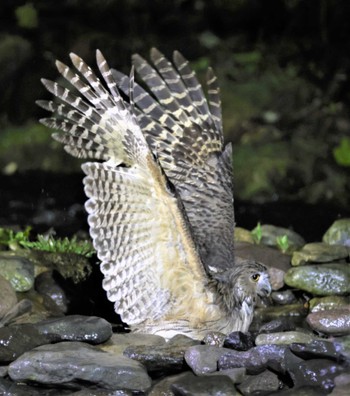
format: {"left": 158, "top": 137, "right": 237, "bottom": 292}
{"left": 323, "top": 218, "right": 350, "bottom": 246}
{"left": 255, "top": 331, "right": 317, "bottom": 345}
{"left": 291, "top": 243, "right": 349, "bottom": 266}
{"left": 309, "top": 296, "right": 350, "bottom": 313}
{"left": 306, "top": 308, "right": 350, "bottom": 336}
{"left": 0, "top": 254, "right": 34, "bottom": 292}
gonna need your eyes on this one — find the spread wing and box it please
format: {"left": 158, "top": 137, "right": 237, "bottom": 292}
{"left": 37, "top": 51, "right": 212, "bottom": 326}
{"left": 112, "top": 48, "right": 235, "bottom": 270}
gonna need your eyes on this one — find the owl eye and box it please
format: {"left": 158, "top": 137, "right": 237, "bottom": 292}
{"left": 251, "top": 273, "right": 260, "bottom": 282}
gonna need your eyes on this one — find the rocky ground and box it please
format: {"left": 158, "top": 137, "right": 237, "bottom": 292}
{"left": 0, "top": 219, "right": 349, "bottom": 395}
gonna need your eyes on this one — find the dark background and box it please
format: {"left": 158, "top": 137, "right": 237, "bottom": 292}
{"left": 1, "top": 0, "right": 350, "bottom": 241}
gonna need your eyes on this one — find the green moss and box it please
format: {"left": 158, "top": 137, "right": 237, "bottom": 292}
{"left": 333, "top": 137, "right": 350, "bottom": 167}
{"left": 15, "top": 3, "right": 38, "bottom": 29}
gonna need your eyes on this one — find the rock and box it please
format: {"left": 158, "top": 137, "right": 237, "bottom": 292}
{"left": 331, "top": 373, "right": 350, "bottom": 396}
{"left": 323, "top": 218, "right": 350, "bottom": 247}
{"left": 99, "top": 332, "right": 166, "bottom": 355}
{"left": 8, "top": 341, "right": 151, "bottom": 392}
{"left": 237, "top": 369, "right": 281, "bottom": 395}
{"left": 253, "top": 304, "right": 307, "bottom": 325}
{"left": 255, "top": 331, "right": 317, "bottom": 345}
{"left": 184, "top": 345, "right": 229, "bottom": 375}
{"left": 0, "top": 376, "right": 73, "bottom": 395}
{"left": 290, "top": 340, "right": 343, "bottom": 361}
{"left": 271, "top": 289, "right": 297, "bottom": 305}
{"left": 218, "top": 344, "right": 287, "bottom": 374}
{"left": 262, "top": 386, "right": 328, "bottom": 395}
{"left": 309, "top": 296, "right": 350, "bottom": 313}
{"left": 0, "top": 324, "right": 50, "bottom": 363}
{"left": 234, "top": 227, "right": 255, "bottom": 244}
{"left": 202, "top": 331, "right": 226, "bottom": 346}
{"left": 0, "top": 275, "right": 17, "bottom": 319}
{"left": 33, "top": 315, "right": 112, "bottom": 344}
{"left": 123, "top": 334, "right": 200, "bottom": 374}
{"left": 260, "top": 224, "right": 305, "bottom": 252}
{"left": 284, "top": 264, "right": 350, "bottom": 295}
{"left": 286, "top": 357, "right": 344, "bottom": 393}
{"left": 259, "top": 318, "right": 298, "bottom": 333}
{"left": 223, "top": 331, "right": 255, "bottom": 351}
{"left": 0, "top": 253, "right": 34, "bottom": 292}
{"left": 0, "top": 299, "right": 32, "bottom": 327}
{"left": 291, "top": 243, "right": 349, "bottom": 266}
{"left": 34, "top": 270, "right": 68, "bottom": 314}
{"left": 170, "top": 371, "right": 239, "bottom": 395}
{"left": 209, "top": 367, "right": 246, "bottom": 383}
{"left": 267, "top": 266, "right": 286, "bottom": 290}
{"left": 306, "top": 308, "right": 350, "bottom": 335}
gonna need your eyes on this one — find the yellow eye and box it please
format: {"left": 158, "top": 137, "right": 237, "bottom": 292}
{"left": 251, "top": 273, "right": 260, "bottom": 282}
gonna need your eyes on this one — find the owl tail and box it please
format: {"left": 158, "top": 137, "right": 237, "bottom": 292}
{"left": 36, "top": 50, "right": 151, "bottom": 169}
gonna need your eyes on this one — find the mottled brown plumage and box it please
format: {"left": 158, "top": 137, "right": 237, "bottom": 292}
{"left": 37, "top": 49, "right": 271, "bottom": 339}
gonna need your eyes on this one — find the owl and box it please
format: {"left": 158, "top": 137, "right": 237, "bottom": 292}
{"left": 37, "top": 48, "right": 271, "bottom": 339}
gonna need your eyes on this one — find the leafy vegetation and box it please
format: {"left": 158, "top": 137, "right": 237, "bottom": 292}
{"left": 333, "top": 137, "right": 350, "bottom": 167}
{"left": 276, "top": 235, "right": 290, "bottom": 254}
{"left": 251, "top": 222, "right": 262, "bottom": 244}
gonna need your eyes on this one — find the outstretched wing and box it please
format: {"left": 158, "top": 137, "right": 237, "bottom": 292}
{"left": 37, "top": 51, "right": 211, "bottom": 326}
{"left": 113, "top": 48, "right": 235, "bottom": 270}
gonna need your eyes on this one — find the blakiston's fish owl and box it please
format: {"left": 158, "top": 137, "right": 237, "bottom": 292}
{"left": 37, "top": 48, "right": 271, "bottom": 339}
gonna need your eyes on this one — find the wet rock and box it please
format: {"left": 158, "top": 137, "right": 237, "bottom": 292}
{"left": 291, "top": 243, "right": 349, "bottom": 266}
{"left": 0, "top": 253, "right": 34, "bottom": 292}
{"left": 271, "top": 289, "right": 297, "bottom": 305}
{"left": 270, "top": 386, "right": 328, "bottom": 395}
{"left": 331, "top": 373, "right": 350, "bottom": 396}
{"left": 0, "top": 299, "right": 32, "bottom": 327}
{"left": 255, "top": 331, "right": 317, "bottom": 346}
{"left": 0, "top": 275, "right": 17, "bottom": 319}
{"left": 170, "top": 371, "right": 239, "bottom": 395}
{"left": 149, "top": 372, "right": 189, "bottom": 395}
{"left": 268, "top": 266, "right": 287, "bottom": 290}
{"left": 309, "top": 296, "right": 350, "bottom": 313}
{"left": 286, "top": 357, "right": 344, "bottom": 392}
{"left": 260, "top": 224, "right": 305, "bottom": 252}
{"left": 284, "top": 264, "right": 350, "bottom": 295}
{"left": 184, "top": 345, "right": 228, "bottom": 375}
{"left": 235, "top": 227, "right": 255, "bottom": 244}
{"left": 237, "top": 369, "right": 281, "bottom": 395}
{"left": 290, "top": 340, "right": 344, "bottom": 361}
{"left": 202, "top": 331, "right": 226, "bottom": 346}
{"left": 124, "top": 334, "right": 200, "bottom": 374}
{"left": 33, "top": 315, "right": 112, "bottom": 344}
{"left": 259, "top": 318, "right": 298, "bottom": 333}
{"left": 0, "top": 376, "right": 73, "bottom": 395}
{"left": 218, "top": 344, "right": 287, "bottom": 374}
{"left": 253, "top": 303, "right": 307, "bottom": 325}
{"left": 35, "top": 270, "right": 68, "bottom": 314}
{"left": 223, "top": 331, "right": 255, "bottom": 351}
{"left": 209, "top": 367, "right": 246, "bottom": 383}
{"left": 8, "top": 341, "right": 151, "bottom": 392}
{"left": 306, "top": 308, "right": 350, "bottom": 335}
{"left": 323, "top": 218, "right": 350, "bottom": 247}
{"left": 99, "top": 332, "right": 166, "bottom": 355}
{"left": 0, "top": 324, "right": 50, "bottom": 363}
{"left": 334, "top": 335, "right": 350, "bottom": 362}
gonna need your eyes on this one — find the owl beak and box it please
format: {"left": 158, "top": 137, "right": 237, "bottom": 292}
{"left": 259, "top": 279, "right": 272, "bottom": 297}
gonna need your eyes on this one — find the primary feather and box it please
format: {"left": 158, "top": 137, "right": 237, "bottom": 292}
{"left": 37, "top": 49, "right": 271, "bottom": 339}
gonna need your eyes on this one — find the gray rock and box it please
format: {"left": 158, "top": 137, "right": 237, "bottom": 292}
{"left": 99, "top": 332, "right": 166, "bottom": 355}
{"left": 208, "top": 367, "right": 246, "bottom": 384}
{"left": 309, "top": 296, "right": 350, "bottom": 313}
{"left": 149, "top": 372, "right": 188, "bottom": 396}
{"left": 271, "top": 289, "right": 297, "bottom": 305}
{"left": 306, "top": 308, "right": 350, "bottom": 335}
{"left": 269, "top": 386, "right": 328, "bottom": 395}
{"left": 8, "top": 341, "right": 151, "bottom": 392}
{"left": 184, "top": 345, "right": 228, "bottom": 375}
{"left": 0, "top": 299, "right": 32, "bottom": 327}
{"left": 291, "top": 243, "right": 349, "bottom": 266}
{"left": 218, "top": 344, "right": 287, "bottom": 374}
{"left": 223, "top": 331, "right": 255, "bottom": 351}
{"left": 255, "top": 331, "right": 317, "bottom": 345}
{"left": 260, "top": 224, "right": 305, "bottom": 252}
{"left": 202, "top": 331, "right": 226, "bottom": 346}
{"left": 33, "top": 315, "right": 112, "bottom": 344}
{"left": 0, "top": 376, "right": 73, "bottom": 395}
{"left": 0, "top": 275, "right": 17, "bottom": 319}
{"left": 290, "top": 340, "right": 344, "bottom": 361}
{"left": 0, "top": 253, "right": 34, "bottom": 292}
{"left": 253, "top": 303, "right": 307, "bottom": 325}
{"left": 284, "top": 264, "right": 350, "bottom": 295}
{"left": 170, "top": 371, "right": 239, "bottom": 395}
{"left": 323, "top": 218, "right": 350, "bottom": 247}
{"left": 0, "top": 324, "right": 50, "bottom": 363}
{"left": 286, "top": 357, "right": 344, "bottom": 393}
{"left": 35, "top": 270, "right": 68, "bottom": 314}
{"left": 259, "top": 318, "right": 298, "bottom": 333}
{"left": 124, "top": 334, "right": 200, "bottom": 374}
{"left": 237, "top": 369, "right": 281, "bottom": 395}
{"left": 331, "top": 373, "right": 350, "bottom": 396}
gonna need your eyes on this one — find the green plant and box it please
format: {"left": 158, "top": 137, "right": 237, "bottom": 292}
{"left": 276, "top": 235, "right": 290, "bottom": 253}
{"left": 251, "top": 222, "right": 262, "bottom": 244}
{"left": 0, "top": 226, "right": 32, "bottom": 250}
{"left": 333, "top": 137, "right": 350, "bottom": 167}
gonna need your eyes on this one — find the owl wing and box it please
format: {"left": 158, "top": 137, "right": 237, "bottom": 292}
{"left": 37, "top": 51, "right": 212, "bottom": 326}
{"left": 113, "top": 49, "right": 235, "bottom": 270}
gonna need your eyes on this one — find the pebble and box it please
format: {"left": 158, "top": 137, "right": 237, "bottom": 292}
{"left": 291, "top": 242, "right": 349, "bottom": 266}
{"left": 184, "top": 345, "right": 230, "bottom": 375}
{"left": 8, "top": 341, "right": 152, "bottom": 392}
{"left": 237, "top": 369, "right": 281, "bottom": 395}
{"left": 271, "top": 289, "right": 297, "bottom": 305}
{"left": 284, "top": 264, "right": 350, "bottom": 295}
{"left": 259, "top": 317, "right": 298, "bottom": 333}
{"left": 0, "top": 275, "right": 17, "bottom": 319}
{"left": 0, "top": 253, "right": 35, "bottom": 292}
{"left": 323, "top": 218, "right": 350, "bottom": 246}
{"left": 309, "top": 296, "right": 350, "bottom": 312}
{"left": 255, "top": 330, "right": 317, "bottom": 345}
{"left": 290, "top": 340, "right": 343, "bottom": 361}
{"left": 33, "top": 315, "right": 112, "bottom": 343}
{"left": 260, "top": 224, "right": 305, "bottom": 252}
{"left": 223, "top": 331, "right": 255, "bottom": 351}
{"left": 307, "top": 308, "right": 350, "bottom": 335}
